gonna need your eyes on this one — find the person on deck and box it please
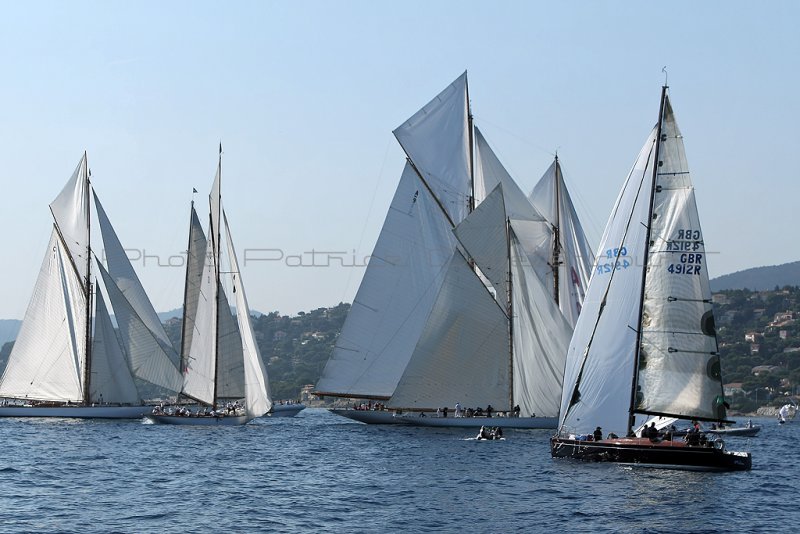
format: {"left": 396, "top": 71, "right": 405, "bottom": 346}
{"left": 593, "top": 426, "right": 603, "bottom": 441}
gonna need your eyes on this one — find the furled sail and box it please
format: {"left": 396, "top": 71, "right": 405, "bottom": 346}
{"left": 0, "top": 231, "right": 86, "bottom": 402}
{"left": 91, "top": 286, "right": 140, "bottom": 405}
{"left": 529, "top": 158, "right": 594, "bottom": 328}
{"left": 636, "top": 94, "right": 724, "bottom": 421}
{"left": 314, "top": 162, "right": 458, "bottom": 399}
{"left": 224, "top": 212, "right": 271, "bottom": 417}
{"left": 387, "top": 250, "right": 510, "bottom": 410}
{"left": 393, "top": 72, "right": 471, "bottom": 226}
{"left": 558, "top": 127, "right": 659, "bottom": 436}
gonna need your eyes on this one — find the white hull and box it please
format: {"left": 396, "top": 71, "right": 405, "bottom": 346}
{"left": 330, "top": 409, "right": 409, "bottom": 425}
{"left": 0, "top": 405, "right": 150, "bottom": 419}
{"left": 145, "top": 414, "right": 251, "bottom": 426}
{"left": 267, "top": 404, "right": 306, "bottom": 417}
{"left": 400, "top": 415, "right": 558, "bottom": 429}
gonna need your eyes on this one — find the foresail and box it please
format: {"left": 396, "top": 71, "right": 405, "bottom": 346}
{"left": 314, "top": 162, "right": 458, "bottom": 399}
{"left": 392, "top": 72, "right": 471, "bottom": 225}
{"left": 215, "top": 285, "right": 245, "bottom": 400}
{"left": 224, "top": 212, "right": 271, "bottom": 417}
{"left": 529, "top": 159, "right": 594, "bottom": 327}
{"left": 636, "top": 93, "right": 725, "bottom": 421}
{"left": 94, "top": 191, "right": 179, "bottom": 366}
{"left": 97, "top": 263, "right": 183, "bottom": 393}
{"left": 453, "top": 184, "right": 509, "bottom": 304}
{"left": 181, "top": 234, "right": 217, "bottom": 405}
{"left": 510, "top": 232, "right": 571, "bottom": 418}
{"left": 388, "top": 250, "right": 510, "bottom": 410}
{"left": 558, "top": 127, "right": 659, "bottom": 436}
{"left": 49, "top": 154, "right": 90, "bottom": 282}
{"left": 180, "top": 206, "right": 208, "bottom": 368}
{"left": 0, "top": 230, "right": 85, "bottom": 402}
{"left": 91, "top": 286, "right": 141, "bottom": 405}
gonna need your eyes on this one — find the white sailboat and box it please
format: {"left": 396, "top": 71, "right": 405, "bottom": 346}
{"left": 550, "top": 86, "right": 751, "bottom": 471}
{"left": 0, "top": 154, "right": 181, "bottom": 418}
{"left": 315, "top": 72, "right": 578, "bottom": 428}
{"left": 147, "top": 148, "right": 271, "bottom": 425}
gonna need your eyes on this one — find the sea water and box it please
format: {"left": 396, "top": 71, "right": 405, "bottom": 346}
{"left": 0, "top": 410, "right": 795, "bottom": 533}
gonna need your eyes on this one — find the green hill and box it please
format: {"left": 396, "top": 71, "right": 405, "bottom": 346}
{"left": 711, "top": 261, "right": 800, "bottom": 292}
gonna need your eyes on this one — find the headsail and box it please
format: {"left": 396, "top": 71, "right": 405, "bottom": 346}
{"left": 0, "top": 230, "right": 86, "bottom": 402}
{"left": 558, "top": 127, "right": 659, "bottom": 436}
{"left": 314, "top": 162, "right": 458, "bottom": 399}
{"left": 91, "top": 285, "right": 140, "bottom": 405}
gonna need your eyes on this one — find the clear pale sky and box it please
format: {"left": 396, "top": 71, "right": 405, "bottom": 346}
{"left": 1, "top": 1, "right": 797, "bottom": 319}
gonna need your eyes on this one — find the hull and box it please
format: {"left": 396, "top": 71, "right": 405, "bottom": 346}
{"left": 145, "top": 414, "right": 251, "bottom": 426}
{"left": 550, "top": 436, "right": 751, "bottom": 472}
{"left": 267, "top": 404, "right": 306, "bottom": 417}
{"left": 401, "top": 415, "right": 558, "bottom": 429}
{"left": 707, "top": 426, "right": 760, "bottom": 437}
{"left": 330, "top": 409, "right": 409, "bottom": 425}
{"left": 0, "top": 404, "right": 150, "bottom": 419}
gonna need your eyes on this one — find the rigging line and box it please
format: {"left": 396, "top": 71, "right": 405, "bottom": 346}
{"left": 338, "top": 138, "right": 394, "bottom": 305}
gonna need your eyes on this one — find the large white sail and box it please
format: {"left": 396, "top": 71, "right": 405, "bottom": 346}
{"left": 97, "top": 263, "right": 183, "bottom": 393}
{"left": 393, "top": 72, "right": 471, "bottom": 226}
{"left": 49, "top": 154, "right": 91, "bottom": 282}
{"left": 91, "top": 286, "right": 140, "bottom": 405}
{"left": 180, "top": 205, "right": 208, "bottom": 368}
{"left": 215, "top": 284, "right": 245, "bottom": 400}
{"left": 636, "top": 94, "right": 724, "bottom": 421}
{"left": 510, "top": 230, "right": 571, "bottom": 418}
{"left": 529, "top": 158, "right": 594, "bottom": 327}
{"left": 559, "top": 127, "right": 659, "bottom": 436}
{"left": 94, "top": 192, "right": 178, "bottom": 364}
{"left": 314, "top": 162, "right": 458, "bottom": 399}
{"left": 0, "top": 231, "right": 86, "bottom": 402}
{"left": 387, "top": 250, "right": 510, "bottom": 410}
{"left": 224, "top": 212, "right": 271, "bottom": 417}
{"left": 453, "top": 184, "right": 510, "bottom": 303}
{"left": 181, "top": 232, "right": 217, "bottom": 405}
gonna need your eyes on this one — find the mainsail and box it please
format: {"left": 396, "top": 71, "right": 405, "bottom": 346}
{"left": 559, "top": 87, "right": 726, "bottom": 437}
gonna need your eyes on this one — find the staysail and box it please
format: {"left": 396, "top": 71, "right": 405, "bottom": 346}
{"left": 91, "top": 285, "right": 140, "bottom": 404}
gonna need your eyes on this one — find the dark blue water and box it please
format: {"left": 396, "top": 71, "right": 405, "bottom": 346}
{"left": 0, "top": 410, "right": 795, "bottom": 533}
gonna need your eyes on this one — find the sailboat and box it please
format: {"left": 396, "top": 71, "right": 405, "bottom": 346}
{"left": 147, "top": 148, "right": 271, "bottom": 425}
{"left": 315, "top": 72, "right": 581, "bottom": 429}
{"left": 0, "top": 154, "right": 183, "bottom": 418}
{"left": 550, "top": 85, "right": 751, "bottom": 471}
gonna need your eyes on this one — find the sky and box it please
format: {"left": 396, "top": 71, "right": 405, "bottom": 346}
{"left": 0, "top": 1, "right": 798, "bottom": 320}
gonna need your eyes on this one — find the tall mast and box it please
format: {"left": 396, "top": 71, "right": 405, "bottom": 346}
{"left": 506, "top": 218, "right": 514, "bottom": 411}
{"left": 626, "top": 86, "right": 668, "bottom": 435}
{"left": 82, "top": 153, "right": 94, "bottom": 405}
{"left": 466, "top": 75, "right": 475, "bottom": 213}
{"left": 551, "top": 155, "right": 562, "bottom": 305}
{"left": 211, "top": 144, "right": 223, "bottom": 411}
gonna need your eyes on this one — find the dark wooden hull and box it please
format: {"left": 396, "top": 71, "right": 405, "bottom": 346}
{"left": 550, "top": 436, "right": 751, "bottom": 472}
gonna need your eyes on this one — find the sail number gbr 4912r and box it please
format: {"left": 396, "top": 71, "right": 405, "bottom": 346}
{"left": 667, "top": 229, "right": 703, "bottom": 275}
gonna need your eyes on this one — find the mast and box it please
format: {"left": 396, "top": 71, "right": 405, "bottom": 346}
{"left": 506, "top": 217, "right": 514, "bottom": 412}
{"left": 82, "top": 153, "right": 94, "bottom": 406}
{"left": 466, "top": 75, "right": 475, "bottom": 213}
{"left": 551, "top": 155, "right": 562, "bottom": 305}
{"left": 626, "top": 85, "right": 668, "bottom": 435}
{"left": 211, "top": 145, "right": 222, "bottom": 411}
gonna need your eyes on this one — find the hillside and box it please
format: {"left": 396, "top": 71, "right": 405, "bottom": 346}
{"left": 711, "top": 261, "right": 800, "bottom": 292}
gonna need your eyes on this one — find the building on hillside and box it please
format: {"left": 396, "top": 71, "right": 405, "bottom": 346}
{"left": 724, "top": 383, "right": 745, "bottom": 396}
{"left": 751, "top": 365, "right": 780, "bottom": 376}
{"left": 745, "top": 332, "right": 762, "bottom": 343}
